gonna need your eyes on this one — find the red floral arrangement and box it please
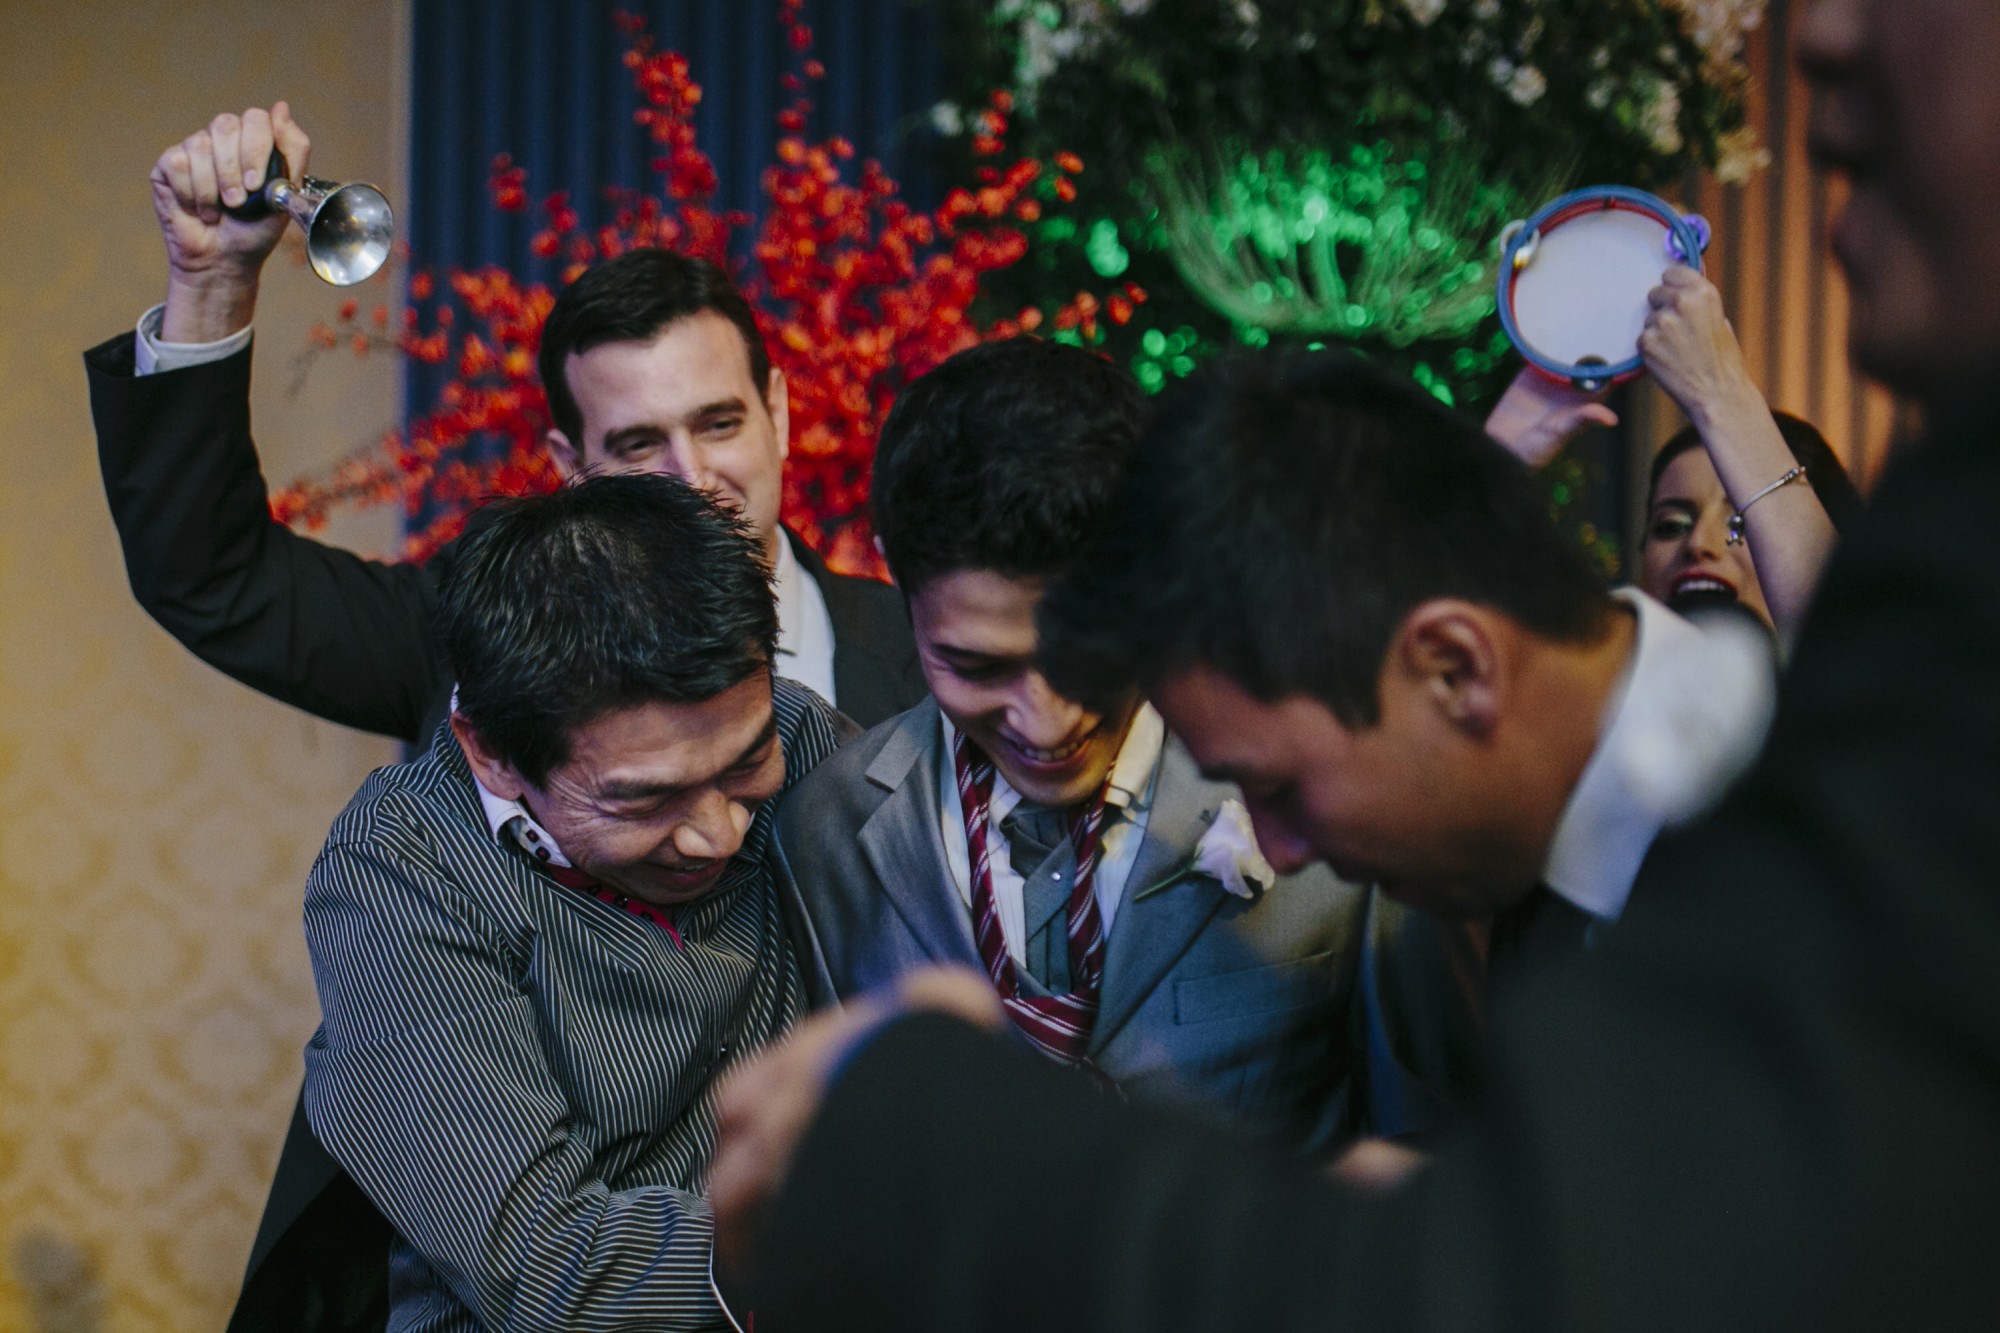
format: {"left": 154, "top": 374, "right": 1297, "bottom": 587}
{"left": 272, "top": 1, "right": 1142, "bottom": 577}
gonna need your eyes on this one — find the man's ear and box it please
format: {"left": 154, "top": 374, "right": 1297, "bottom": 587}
{"left": 545, "top": 427, "right": 583, "bottom": 481}
{"left": 1391, "top": 600, "right": 1502, "bottom": 739}
{"left": 451, "top": 711, "right": 532, "bottom": 801}
{"left": 766, "top": 367, "right": 791, "bottom": 460}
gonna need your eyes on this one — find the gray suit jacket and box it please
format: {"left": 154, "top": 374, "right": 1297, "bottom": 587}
{"left": 775, "top": 699, "right": 1480, "bottom": 1150}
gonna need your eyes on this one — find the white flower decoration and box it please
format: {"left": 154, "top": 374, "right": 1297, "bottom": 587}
{"left": 1507, "top": 64, "right": 1548, "bottom": 107}
{"left": 1402, "top": 0, "right": 1446, "bottom": 26}
{"left": 1713, "top": 124, "right": 1771, "bottom": 185}
{"left": 1192, "top": 799, "right": 1277, "bottom": 900}
{"left": 1644, "top": 80, "right": 1686, "bottom": 154}
{"left": 1666, "top": 0, "right": 1766, "bottom": 79}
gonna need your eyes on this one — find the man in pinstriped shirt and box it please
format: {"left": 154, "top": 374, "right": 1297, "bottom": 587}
{"left": 300, "top": 474, "right": 847, "bottom": 1332}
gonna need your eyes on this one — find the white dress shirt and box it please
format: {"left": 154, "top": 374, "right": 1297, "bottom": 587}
{"left": 771, "top": 534, "right": 838, "bottom": 710}
{"left": 936, "top": 703, "right": 1167, "bottom": 965}
{"left": 134, "top": 303, "right": 251, "bottom": 375}
{"left": 1542, "top": 588, "right": 1777, "bottom": 927}
{"left": 133, "top": 305, "right": 843, "bottom": 708}
{"left": 472, "top": 768, "right": 577, "bottom": 868}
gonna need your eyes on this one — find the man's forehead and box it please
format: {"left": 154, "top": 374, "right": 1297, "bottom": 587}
{"left": 561, "top": 683, "right": 776, "bottom": 786}
{"left": 910, "top": 569, "right": 1046, "bottom": 637}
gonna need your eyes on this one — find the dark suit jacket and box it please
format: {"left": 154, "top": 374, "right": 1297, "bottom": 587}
{"left": 83, "top": 332, "right": 924, "bottom": 743}
{"left": 743, "top": 383, "right": 2000, "bottom": 1332}
{"left": 82, "top": 331, "right": 925, "bottom": 1333}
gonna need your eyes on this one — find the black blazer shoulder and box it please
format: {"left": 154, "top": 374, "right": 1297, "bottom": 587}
{"left": 85, "top": 332, "right": 452, "bottom": 743}
{"left": 785, "top": 528, "right": 925, "bottom": 728}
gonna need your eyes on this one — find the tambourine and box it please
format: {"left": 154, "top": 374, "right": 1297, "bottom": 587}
{"left": 1496, "top": 185, "right": 1711, "bottom": 391}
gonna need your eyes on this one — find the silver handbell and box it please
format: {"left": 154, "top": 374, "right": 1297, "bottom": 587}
{"left": 225, "top": 147, "right": 393, "bottom": 286}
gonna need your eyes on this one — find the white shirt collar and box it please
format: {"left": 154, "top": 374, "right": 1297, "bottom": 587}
{"left": 940, "top": 702, "right": 1166, "bottom": 821}
{"left": 450, "top": 702, "right": 577, "bottom": 869}
{"left": 469, "top": 776, "right": 574, "bottom": 867}
{"left": 1099, "top": 703, "right": 1167, "bottom": 814}
{"left": 772, "top": 529, "right": 805, "bottom": 626}
{"left": 1542, "top": 589, "right": 1776, "bottom": 923}
{"left": 771, "top": 534, "right": 839, "bottom": 708}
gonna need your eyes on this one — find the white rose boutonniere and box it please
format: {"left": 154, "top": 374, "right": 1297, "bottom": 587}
{"left": 1191, "top": 799, "right": 1276, "bottom": 900}
{"left": 1128, "top": 799, "right": 1278, "bottom": 904}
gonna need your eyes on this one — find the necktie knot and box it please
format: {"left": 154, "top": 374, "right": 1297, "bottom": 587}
{"left": 1000, "top": 802, "right": 1074, "bottom": 875}
{"left": 952, "top": 733, "right": 1111, "bottom": 1065}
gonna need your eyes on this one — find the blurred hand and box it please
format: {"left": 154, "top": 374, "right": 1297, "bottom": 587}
{"left": 1329, "top": 1136, "right": 1428, "bottom": 1195}
{"left": 709, "top": 967, "right": 1005, "bottom": 1277}
{"left": 152, "top": 103, "right": 311, "bottom": 342}
{"left": 1638, "top": 266, "right": 1759, "bottom": 426}
{"left": 1484, "top": 364, "right": 1619, "bottom": 468}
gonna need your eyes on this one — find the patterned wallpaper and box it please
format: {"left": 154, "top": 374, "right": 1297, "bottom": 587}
{"left": 0, "top": 3, "right": 406, "bottom": 1329}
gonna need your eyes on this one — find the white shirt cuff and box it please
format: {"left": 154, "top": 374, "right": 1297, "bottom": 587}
{"left": 134, "top": 303, "right": 253, "bottom": 376}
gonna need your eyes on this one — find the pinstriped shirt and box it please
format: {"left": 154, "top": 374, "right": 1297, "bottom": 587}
{"left": 302, "top": 678, "right": 846, "bottom": 1332}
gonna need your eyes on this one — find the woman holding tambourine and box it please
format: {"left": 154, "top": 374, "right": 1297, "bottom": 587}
{"left": 1635, "top": 268, "right": 1860, "bottom": 641}
{"left": 1483, "top": 185, "right": 1851, "bottom": 645}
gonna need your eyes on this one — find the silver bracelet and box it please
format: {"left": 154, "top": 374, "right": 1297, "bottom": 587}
{"left": 1726, "top": 466, "right": 1809, "bottom": 546}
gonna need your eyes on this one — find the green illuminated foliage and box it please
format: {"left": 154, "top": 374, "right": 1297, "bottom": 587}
{"left": 940, "top": 0, "right": 1763, "bottom": 412}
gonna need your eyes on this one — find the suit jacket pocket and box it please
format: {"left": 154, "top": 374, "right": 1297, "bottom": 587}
{"left": 1173, "top": 950, "right": 1339, "bottom": 1026}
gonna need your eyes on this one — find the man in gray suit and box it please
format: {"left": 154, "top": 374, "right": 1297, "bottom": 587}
{"left": 773, "top": 339, "right": 1478, "bottom": 1148}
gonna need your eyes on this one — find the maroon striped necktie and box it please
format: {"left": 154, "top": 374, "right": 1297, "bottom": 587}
{"left": 952, "top": 732, "right": 1110, "bottom": 1064}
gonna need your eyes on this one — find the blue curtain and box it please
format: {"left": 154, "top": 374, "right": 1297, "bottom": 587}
{"left": 404, "top": 0, "right": 946, "bottom": 422}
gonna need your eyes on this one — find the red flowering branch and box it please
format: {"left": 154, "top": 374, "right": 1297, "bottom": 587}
{"left": 274, "top": 2, "right": 1142, "bottom": 577}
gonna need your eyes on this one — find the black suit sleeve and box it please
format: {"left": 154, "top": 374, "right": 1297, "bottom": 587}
{"left": 1353, "top": 890, "right": 1487, "bottom": 1141}
{"left": 85, "top": 333, "right": 450, "bottom": 742}
{"left": 746, "top": 391, "right": 2000, "bottom": 1332}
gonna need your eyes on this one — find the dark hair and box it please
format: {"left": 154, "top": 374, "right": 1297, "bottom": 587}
{"left": 870, "top": 337, "right": 1143, "bottom": 593}
{"left": 537, "top": 248, "right": 774, "bottom": 444}
{"left": 1038, "top": 351, "right": 1615, "bottom": 725}
{"left": 1647, "top": 411, "right": 1865, "bottom": 532}
{"left": 438, "top": 473, "right": 778, "bottom": 785}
